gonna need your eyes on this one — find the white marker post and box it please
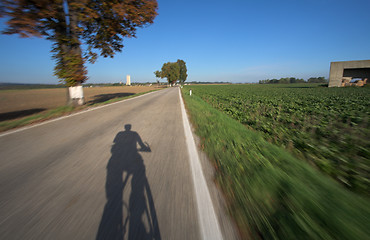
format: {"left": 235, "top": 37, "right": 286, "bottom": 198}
{"left": 68, "top": 85, "right": 84, "bottom": 105}
{"left": 190, "top": 89, "right": 192, "bottom": 96}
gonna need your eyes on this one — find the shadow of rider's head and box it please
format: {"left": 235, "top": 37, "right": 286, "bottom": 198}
{"left": 125, "top": 124, "right": 132, "bottom": 131}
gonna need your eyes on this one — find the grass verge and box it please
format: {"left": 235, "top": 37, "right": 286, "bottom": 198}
{"left": 181, "top": 88, "right": 370, "bottom": 240}
{"left": 0, "top": 89, "right": 160, "bottom": 133}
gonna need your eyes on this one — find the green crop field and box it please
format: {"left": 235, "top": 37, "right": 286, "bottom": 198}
{"left": 186, "top": 84, "right": 370, "bottom": 195}
{"left": 181, "top": 84, "right": 370, "bottom": 239}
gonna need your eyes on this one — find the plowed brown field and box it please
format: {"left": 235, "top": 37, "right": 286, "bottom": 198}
{"left": 0, "top": 86, "right": 159, "bottom": 114}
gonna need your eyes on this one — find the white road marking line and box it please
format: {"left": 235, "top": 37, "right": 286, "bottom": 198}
{"left": 0, "top": 90, "right": 161, "bottom": 138}
{"left": 178, "top": 88, "right": 223, "bottom": 240}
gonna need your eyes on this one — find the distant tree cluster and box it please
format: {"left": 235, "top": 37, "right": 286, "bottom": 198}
{"left": 307, "top": 77, "right": 328, "bottom": 83}
{"left": 259, "top": 77, "right": 327, "bottom": 84}
{"left": 154, "top": 59, "right": 187, "bottom": 85}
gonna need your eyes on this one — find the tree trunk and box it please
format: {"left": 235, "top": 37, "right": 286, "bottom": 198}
{"left": 68, "top": 3, "right": 86, "bottom": 105}
{"left": 69, "top": 3, "right": 87, "bottom": 84}
{"left": 59, "top": 0, "right": 86, "bottom": 105}
{"left": 66, "top": 87, "right": 72, "bottom": 105}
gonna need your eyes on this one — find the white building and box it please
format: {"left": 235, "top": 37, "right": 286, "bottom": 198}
{"left": 126, "top": 75, "right": 131, "bottom": 86}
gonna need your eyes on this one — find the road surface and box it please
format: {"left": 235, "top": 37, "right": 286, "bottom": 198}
{"left": 0, "top": 88, "right": 237, "bottom": 240}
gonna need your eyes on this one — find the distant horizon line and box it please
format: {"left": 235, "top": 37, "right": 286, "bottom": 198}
{"left": 0, "top": 80, "right": 243, "bottom": 85}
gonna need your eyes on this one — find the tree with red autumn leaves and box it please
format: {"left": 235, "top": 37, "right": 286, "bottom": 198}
{"left": 0, "top": 0, "right": 158, "bottom": 88}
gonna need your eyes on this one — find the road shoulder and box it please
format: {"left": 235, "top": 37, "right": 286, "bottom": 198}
{"left": 179, "top": 88, "right": 240, "bottom": 240}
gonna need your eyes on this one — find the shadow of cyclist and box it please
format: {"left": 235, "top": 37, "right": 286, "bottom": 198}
{"left": 96, "top": 124, "right": 161, "bottom": 240}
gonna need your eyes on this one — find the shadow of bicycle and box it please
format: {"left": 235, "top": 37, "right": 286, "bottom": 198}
{"left": 96, "top": 124, "right": 161, "bottom": 240}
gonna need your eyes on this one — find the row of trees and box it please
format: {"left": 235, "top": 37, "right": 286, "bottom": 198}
{"left": 259, "top": 77, "right": 327, "bottom": 84}
{"left": 154, "top": 59, "right": 187, "bottom": 85}
{"left": 307, "top": 77, "right": 328, "bottom": 83}
{"left": 0, "top": 0, "right": 158, "bottom": 104}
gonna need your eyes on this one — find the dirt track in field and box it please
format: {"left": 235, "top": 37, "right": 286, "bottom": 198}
{"left": 0, "top": 86, "right": 159, "bottom": 116}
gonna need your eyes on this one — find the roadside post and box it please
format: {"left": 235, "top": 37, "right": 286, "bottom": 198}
{"left": 68, "top": 85, "right": 84, "bottom": 105}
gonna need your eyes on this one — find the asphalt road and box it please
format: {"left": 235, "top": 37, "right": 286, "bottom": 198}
{"left": 0, "top": 88, "right": 237, "bottom": 240}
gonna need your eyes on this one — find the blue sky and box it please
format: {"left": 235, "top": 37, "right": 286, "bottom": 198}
{"left": 1, "top": 0, "right": 370, "bottom": 84}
